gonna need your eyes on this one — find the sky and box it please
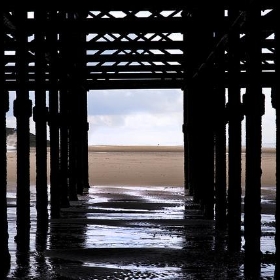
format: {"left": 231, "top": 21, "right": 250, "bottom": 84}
{"left": 6, "top": 88, "right": 276, "bottom": 147}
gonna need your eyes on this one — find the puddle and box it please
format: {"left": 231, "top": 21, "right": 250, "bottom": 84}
{"left": 4, "top": 185, "right": 277, "bottom": 279}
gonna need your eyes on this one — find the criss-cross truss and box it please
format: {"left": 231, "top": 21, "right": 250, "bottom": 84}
{"left": 3, "top": 8, "right": 185, "bottom": 90}
{"left": 1, "top": 4, "right": 276, "bottom": 90}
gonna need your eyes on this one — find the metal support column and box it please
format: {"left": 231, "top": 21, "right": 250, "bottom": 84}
{"left": 67, "top": 12, "right": 80, "bottom": 200}
{"left": 182, "top": 9, "right": 191, "bottom": 194}
{"left": 184, "top": 10, "right": 215, "bottom": 214}
{"left": 76, "top": 13, "right": 89, "bottom": 194}
{"left": 0, "top": 83, "right": 10, "bottom": 275}
{"left": 0, "top": 10, "right": 11, "bottom": 273}
{"left": 194, "top": 11, "right": 215, "bottom": 219}
{"left": 14, "top": 10, "right": 32, "bottom": 251}
{"left": 243, "top": 4, "right": 264, "bottom": 278}
{"left": 199, "top": 70, "right": 215, "bottom": 220}
{"left": 213, "top": 8, "right": 227, "bottom": 229}
{"left": 59, "top": 13, "right": 72, "bottom": 205}
{"left": 272, "top": 4, "right": 280, "bottom": 278}
{"left": 227, "top": 8, "right": 243, "bottom": 251}
{"left": 47, "top": 11, "right": 61, "bottom": 219}
{"left": 34, "top": 10, "right": 48, "bottom": 230}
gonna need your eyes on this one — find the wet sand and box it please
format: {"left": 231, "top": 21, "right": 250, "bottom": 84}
{"left": 5, "top": 146, "right": 277, "bottom": 279}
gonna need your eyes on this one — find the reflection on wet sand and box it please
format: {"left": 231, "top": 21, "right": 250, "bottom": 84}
{"left": 6, "top": 185, "right": 276, "bottom": 279}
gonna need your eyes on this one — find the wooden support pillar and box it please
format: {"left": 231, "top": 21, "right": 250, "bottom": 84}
{"left": 243, "top": 4, "right": 264, "bottom": 278}
{"left": 34, "top": 10, "right": 48, "bottom": 230}
{"left": 14, "top": 10, "right": 32, "bottom": 251}
{"left": 213, "top": 9, "right": 227, "bottom": 229}
{"left": 227, "top": 8, "right": 243, "bottom": 251}
{"left": 47, "top": 11, "right": 61, "bottom": 219}
{"left": 272, "top": 4, "right": 280, "bottom": 278}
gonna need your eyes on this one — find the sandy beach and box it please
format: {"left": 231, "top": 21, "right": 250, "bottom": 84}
{"left": 5, "top": 146, "right": 277, "bottom": 279}
{"left": 7, "top": 145, "right": 276, "bottom": 193}
{"left": 7, "top": 145, "right": 185, "bottom": 190}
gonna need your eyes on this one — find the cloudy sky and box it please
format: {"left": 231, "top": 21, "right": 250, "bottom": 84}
{"left": 6, "top": 88, "right": 276, "bottom": 147}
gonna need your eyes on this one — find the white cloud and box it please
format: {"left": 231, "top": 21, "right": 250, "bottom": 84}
{"left": 87, "top": 89, "right": 183, "bottom": 145}
{"left": 88, "top": 111, "right": 183, "bottom": 146}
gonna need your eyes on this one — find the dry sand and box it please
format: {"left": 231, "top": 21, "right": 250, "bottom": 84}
{"left": 7, "top": 145, "right": 276, "bottom": 199}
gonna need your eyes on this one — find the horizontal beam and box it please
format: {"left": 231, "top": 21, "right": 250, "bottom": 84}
{"left": 4, "top": 72, "right": 184, "bottom": 81}
{"left": 5, "top": 64, "right": 184, "bottom": 72}
{"left": 4, "top": 54, "right": 184, "bottom": 63}
{"left": 1, "top": 0, "right": 275, "bottom": 11}
{"left": 2, "top": 71, "right": 276, "bottom": 90}
{"left": 22, "top": 18, "right": 185, "bottom": 33}
{"left": 2, "top": 79, "right": 184, "bottom": 90}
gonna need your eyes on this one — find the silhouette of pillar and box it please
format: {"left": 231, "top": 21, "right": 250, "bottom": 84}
{"left": 199, "top": 69, "right": 215, "bottom": 220}
{"left": 59, "top": 89, "right": 71, "bottom": 205}
{"left": 67, "top": 12, "right": 85, "bottom": 198}
{"left": 0, "top": 10, "right": 11, "bottom": 272}
{"left": 47, "top": 11, "right": 61, "bottom": 219}
{"left": 0, "top": 94, "right": 11, "bottom": 271}
{"left": 63, "top": 12, "right": 89, "bottom": 198}
{"left": 213, "top": 8, "right": 227, "bottom": 229}
{"left": 72, "top": 22, "right": 89, "bottom": 195}
{"left": 186, "top": 23, "right": 202, "bottom": 202}
{"left": 184, "top": 9, "right": 215, "bottom": 219}
{"left": 188, "top": 69, "right": 215, "bottom": 219}
{"left": 227, "top": 8, "right": 243, "bottom": 251}
{"left": 195, "top": 18, "right": 215, "bottom": 219}
{"left": 59, "top": 12, "right": 73, "bottom": 205}
{"left": 272, "top": 4, "right": 280, "bottom": 278}
{"left": 65, "top": 12, "right": 79, "bottom": 202}
{"left": 243, "top": 4, "right": 264, "bottom": 278}
{"left": 182, "top": 10, "right": 191, "bottom": 193}
{"left": 34, "top": 10, "right": 49, "bottom": 230}
{"left": 14, "top": 10, "right": 32, "bottom": 251}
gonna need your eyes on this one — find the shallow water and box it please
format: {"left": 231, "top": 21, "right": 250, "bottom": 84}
{"left": 5, "top": 186, "right": 276, "bottom": 279}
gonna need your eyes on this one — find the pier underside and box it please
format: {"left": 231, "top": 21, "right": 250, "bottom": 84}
{"left": 1, "top": 1, "right": 280, "bottom": 279}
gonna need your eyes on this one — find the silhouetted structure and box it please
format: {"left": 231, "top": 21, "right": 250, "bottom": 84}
{"left": 0, "top": 2, "right": 279, "bottom": 278}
